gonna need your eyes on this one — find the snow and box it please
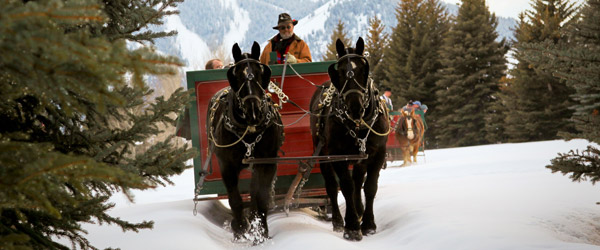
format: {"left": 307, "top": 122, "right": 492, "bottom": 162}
{"left": 81, "top": 139, "right": 600, "bottom": 250}
{"left": 291, "top": 0, "right": 338, "bottom": 56}
{"left": 294, "top": 1, "right": 334, "bottom": 37}
{"left": 164, "top": 10, "right": 211, "bottom": 71}
{"left": 221, "top": 0, "right": 251, "bottom": 55}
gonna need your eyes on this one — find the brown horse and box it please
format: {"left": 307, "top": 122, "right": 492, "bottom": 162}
{"left": 395, "top": 109, "right": 425, "bottom": 166}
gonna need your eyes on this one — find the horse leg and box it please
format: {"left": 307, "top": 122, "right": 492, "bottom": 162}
{"left": 412, "top": 143, "right": 419, "bottom": 163}
{"left": 221, "top": 165, "right": 248, "bottom": 240}
{"left": 249, "top": 163, "right": 276, "bottom": 243}
{"left": 361, "top": 154, "right": 384, "bottom": 235}
{"left": 332, "top": 162, "right": 362, "bottom": 241}
{"left": 352, "top": 165, "right": 367, "bottom": 220}
{"left": 320, "top": 163, "right": 344, "bottom": 232}
{"left": 402, "top": 146, "right": 411, "bottom": 166}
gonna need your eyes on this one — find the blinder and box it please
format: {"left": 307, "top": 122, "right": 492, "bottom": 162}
{"left": 327, "top": 53, "right": 373, "bottom": 121}
{"left": 327, "top": 54, "right": 370, "bottom": 93}
{"left": 226, "top": 58, "right": 272, "bottom": 91}
{"left": 226, "top": 57, "right": 273, "bottom": 116}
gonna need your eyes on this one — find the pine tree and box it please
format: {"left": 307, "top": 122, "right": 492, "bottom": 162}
{"left": 434, "top": 0, "right": 508, "bottom": 148}
{"left": 500, "top": 0, "right": 578, "bottom": 142}
{"left": 485, "top": 76, "right": 512, "bottom": 143}
{"left": 0, "top": 0, "right": 195, "bottom": 249}
{"left": 381, "top": 0, "right": 449, "bottom": 147}
{"left": 521, "top": 0, "right": 600, "bottom": 183}
{"left": 365, "top": 16, "right": 389, "bottom": 87}
{"left": 322, "top": 20, "right": 352, "bottom": 61}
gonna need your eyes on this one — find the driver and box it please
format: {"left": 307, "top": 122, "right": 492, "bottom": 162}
{"left": 260, "top": 13, "right": 312, "bottom": 65}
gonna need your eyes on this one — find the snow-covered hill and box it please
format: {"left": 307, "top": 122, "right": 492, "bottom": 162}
{"left": 75, "top": 139, "right": 600, "bottom": 250}
{"left": 151, "top": 0, "right": 516, "bottom": 73}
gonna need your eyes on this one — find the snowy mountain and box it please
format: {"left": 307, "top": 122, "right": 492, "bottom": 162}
{"left": 151, "top": 0, "right": 516, "bottom": 74}
{"left": 68, "top": 139, "right": 600, "bottom": 249}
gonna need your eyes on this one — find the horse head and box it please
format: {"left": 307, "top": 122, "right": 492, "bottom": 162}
{"left": 328, "top": 37, "right": 371, "bottom": 123}
{"left": 227, "top": 42, "right": 272, "bottom": 126}
{"left": 399, "top": 109, "right": 417, "bottom": 139}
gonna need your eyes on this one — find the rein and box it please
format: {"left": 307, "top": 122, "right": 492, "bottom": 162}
{"left": 209, "top": 58, "right": 283, "bottom": 158}
{"left": 230, "top": 57, "right": 268, "bottom": 114}
{"left": 322, "top": 53, "right": 389, "bottom": 154}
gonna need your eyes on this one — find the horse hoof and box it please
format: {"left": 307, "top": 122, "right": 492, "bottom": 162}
{"left": 233, "top": 233, "right": 246, "bottom": 242}
{"left": 343, "top": 229, "right": 363, "bottom": 241}
{"left": 362, "top": 228, "right": 376, "bottom": 236}
{"left": 251, "top": 235, "right": 271, "bottom": 245}
{"left": 332, "top": 220, "right": 344, "bottom": 232}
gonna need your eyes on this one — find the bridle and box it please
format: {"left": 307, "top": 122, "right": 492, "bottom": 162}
{"left": 210, "top": 56, "right": 281, "bottom": 158}
{"left": 328, "top": 53, "right": 373, "bottom": 124}
{"left": 323, "top": 52, "right": 390, "bottom": 154}
{"left": 226, "top": 55, "right": 272, "bottom": 121}
{"left": 396, "top": 112, "right": 418, "bottom": 140}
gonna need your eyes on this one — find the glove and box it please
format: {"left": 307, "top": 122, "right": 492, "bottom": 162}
{"left": 286, "top": 53, "right": 297, "bottom": 64}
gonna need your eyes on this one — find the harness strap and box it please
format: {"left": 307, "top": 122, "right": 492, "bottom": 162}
{"left": 210, "top": 126, "right": 250, "bottom": 148}
{"left": 360, "top": 118, "right": 391, "bottom": 136}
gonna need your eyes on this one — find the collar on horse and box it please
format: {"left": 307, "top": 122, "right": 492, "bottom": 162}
{"left": 326, "top": 53, "right": 381, "bottom": 128}
{"left": 316, "top": 53, "right": 389, "bottom": 154}
{"left": 208, "top": 87, "right": 282, "bottom": 158}
{"left": 209, "top": 58, "right": 283, "bottom": 158}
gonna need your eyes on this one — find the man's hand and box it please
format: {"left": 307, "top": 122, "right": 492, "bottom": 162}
{"left": 286, "top": 53, "right": 297, "bottom": 63}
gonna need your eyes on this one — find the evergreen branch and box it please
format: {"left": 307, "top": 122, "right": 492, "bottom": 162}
{"left": 124, "top": 1, "right": 176, "bottom": 35}
{"left": 547, "top": 146, "right": 600, "bottom": 184}
{"left": 17, "top": 160, "right": 87, "bottom": 186}
{"left": 10, "top": 12, "right": 104, "bottom": 21}
{"left": 140, "top": 58, "right": 185, "bottom": 67}
{"left": 9, "top": 3, "right": 104, "bottom": 22}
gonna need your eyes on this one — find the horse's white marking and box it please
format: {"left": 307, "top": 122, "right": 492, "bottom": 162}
{"left": 406, "top": 117, "right": 415, "bottom": 140}
{"left": 350, "top": 61, "right": 357, "bottom": 69}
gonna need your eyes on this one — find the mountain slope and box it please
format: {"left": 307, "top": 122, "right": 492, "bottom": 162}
{"left": 155, "top": 0, "right": 516, "bottom": 72}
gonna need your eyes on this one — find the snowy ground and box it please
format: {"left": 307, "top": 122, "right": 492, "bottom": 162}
{"left": 80, "top": 139, "right": 600, "bottom": 250}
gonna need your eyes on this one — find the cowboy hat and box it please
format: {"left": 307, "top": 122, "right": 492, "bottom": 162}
{"left": 272, "top": 13, "right": 298, "bottom": 30}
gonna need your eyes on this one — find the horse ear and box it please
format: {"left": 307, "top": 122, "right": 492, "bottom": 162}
{"left": 411, "top": 109, "right": 415, "bottom": 116}
{"left": 260, "top": 64, "right": 271, "bottom": 89}
{"left": 328, "top": 63, "right": 339, "bottom": 86}
{"left": 355, "top": 37, "right": 365, "bottom": 55}
{"left": 232, "top": 43, "right": 242, "bottom": 62}
{"left": 251, "top": 41, "right": 260, "bottom": 60}
{"left": 336, "top": 39, "right": 346, "bottom": 58}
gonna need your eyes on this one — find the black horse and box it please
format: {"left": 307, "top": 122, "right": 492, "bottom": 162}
{"left": 207, "top": 42, "right": 283, "bottom": 242}
{"left": 310, "top": 38, "right": 389, "bottom": 241}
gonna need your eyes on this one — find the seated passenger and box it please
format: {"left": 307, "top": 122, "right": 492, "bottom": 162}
{"left": 205, "top": 58, "right": 223, "bottom": 70}
{"left": 260, "top": 13, "right": 312, "bottom": 65}
{"left": 402, "top": 100, "right": 428, "bottom": 114}
{"left": 413, "top": 101, "right": 428, "bottom": 113}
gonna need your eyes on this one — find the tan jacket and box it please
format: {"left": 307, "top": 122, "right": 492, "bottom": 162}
{"left": 260, "top": 34, "right": 312, "bottom": 65}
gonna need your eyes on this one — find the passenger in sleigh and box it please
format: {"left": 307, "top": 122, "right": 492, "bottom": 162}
{"left": 402, "top": 100, "right": 428, "bottom": 114}
{"left": 259, "top": 13, "right": 312, "bottom": 65}
{"left": 402, "top": 100, "right": 428, "bottom": 129}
